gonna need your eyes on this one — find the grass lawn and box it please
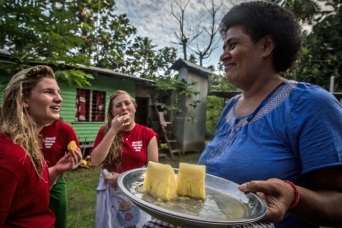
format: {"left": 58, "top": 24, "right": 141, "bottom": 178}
{"left": 65, "top": 151, "right": 202, "bottom": 228}
{"left": 65, "top": 167, "right": 99, "bottom": 228}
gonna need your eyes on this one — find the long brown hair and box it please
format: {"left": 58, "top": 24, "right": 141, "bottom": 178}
{"left": 102, "top": 90, "right": 137, "bottom": 171}
{"left": 0, "top": 65, "right": 56, "bottom": 178}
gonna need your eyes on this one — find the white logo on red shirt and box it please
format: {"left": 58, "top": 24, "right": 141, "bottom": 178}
{"left": 44, "top": 137, "right": 56, "bottom": 149}
{"left": 132, "top": 141, "right": 142, "bottom": 152}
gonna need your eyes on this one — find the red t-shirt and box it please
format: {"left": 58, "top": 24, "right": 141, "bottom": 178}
{"left": 90, "top": 123, "right": 158, "bottom": 173}
{"left": 0, "top": 133, "right": 55, "bottom": 228}
{"left": 40, "top": 119, "right": 80, "bottom": 167}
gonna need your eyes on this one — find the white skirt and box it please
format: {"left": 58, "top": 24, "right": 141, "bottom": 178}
{"left": 95, "top": 171, "right": 151, "bottom": 228}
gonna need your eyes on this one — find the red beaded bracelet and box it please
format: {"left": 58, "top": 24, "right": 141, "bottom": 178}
{"left": 283, "top": 180, "right": 300, "bottom": 208}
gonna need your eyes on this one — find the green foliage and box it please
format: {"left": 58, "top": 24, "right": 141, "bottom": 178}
{"left": 155, "top": 77, "right": 183, "bottom": 115}
{"left": 125, "top": 39, "right": 178, "bottom": 79}
{"left": 265, "top": 0, "right": 342, "bottom": 91}
{"left": 189, "top": 99, "right": 201, "bottom": 109}
{"left": 270, "top": 0, "right": 321, "bottom": 24}
{"left": 206, "top": 95, "right": 225, "bottom": 139}
{"left": 188, "top": 54, "right": 197, "bottom": 64}
{"left": 209, "top": 62, "right": 240, "bottom": 92}
{"left": 295, "top": 8, "right": 342, "bottom": 91}
{"left": 0, "top": 0, "right": 92, "bottom": 86}
{"left": 68, "top": 0, "right": 177, "bottom": 79}
{"left": 156, "top": 102, "right": 182, "bottom": 114}
{"left": 156, "top": 76, "right": 179, "bottom": 92}
{"left": 0, "top": 0, "right": 177, "bottom": 86}
{"left": 155, "top": 77, "right": 202, "bottom": 123}
{"left": 187, "top": 116, "right": 198, "bottom": 123}
{"left": 205, "top": 62, "right": 240, "bottom": 139}
{"left": 55, "top": 69, "right": 93, "bottom": 87}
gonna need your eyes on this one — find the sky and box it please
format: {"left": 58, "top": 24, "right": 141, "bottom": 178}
{"left": 115, "top": 0, "right": 251, "bottom": 69}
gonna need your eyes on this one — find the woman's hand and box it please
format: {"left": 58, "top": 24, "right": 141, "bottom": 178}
{"left": 110, "top": 114, "right": 131, "bottom": 133}
{"left": 55, "top": 147, "right": 83, "bottom": 173}
{"left": 238, "top": 178, "right": 295, "bottom": 223}
{"left": 90, "top": 114, "right": 131, "bottom": 167}
{"left": 49, "top": 147, "right": 82, "bottom": 188}
{"left": 104, "top": 172, "right": 120, "bottom": 188}
{"left": 240, "top": 168, "right": 342, "bottom": 226}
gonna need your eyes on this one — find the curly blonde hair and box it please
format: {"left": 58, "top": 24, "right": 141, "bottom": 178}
{"left": 0, "top": 65, "right": 56, "bottom": 179}
{"left": 102, "top": 90, "right": 137, "bottom": 171}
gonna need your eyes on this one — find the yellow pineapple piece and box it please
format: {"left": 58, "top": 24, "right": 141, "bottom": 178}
{"left": 143, "top": 161, "right": 178, "bottom": 201}
{"left": 177, "top": 162, "right": 206, "bottom": 199}
{"left": 67, "top": 140, "right": 77, "bottom": 151}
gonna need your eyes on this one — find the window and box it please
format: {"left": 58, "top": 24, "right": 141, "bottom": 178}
{"left": 75, "top": 89, "right": 105, "bottom": 122}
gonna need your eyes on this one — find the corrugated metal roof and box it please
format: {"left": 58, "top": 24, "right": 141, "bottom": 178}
{"left": 66, "top": 63, "right": 156, "bottom": 86}
{"left": 0, "top": 50, "right": 156, "bottom": 86}
{"left": 171, "top": 58, "right": 212, "bottom": 78}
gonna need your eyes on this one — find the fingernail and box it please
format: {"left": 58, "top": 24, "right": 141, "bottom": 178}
{"left": 239, "top": 183, "right": 247, "bottom": 191}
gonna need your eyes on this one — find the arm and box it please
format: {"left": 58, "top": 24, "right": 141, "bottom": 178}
{"left": 90, "top": 114, "right": 128, "bottom": 167}
{"left": 90, "top": 128, "right": 117, "bottom": 167}
{"left": 147, "top": 136, "right": 158, "bottom": 163}
{"left": 293, "top": 166, "right": 342, "bottom": 226}
{"left": 239, "top": 166, "right": 342, "bottom": 226}
{"left": 48, "top": 147, "right": 82, "bottom": 188}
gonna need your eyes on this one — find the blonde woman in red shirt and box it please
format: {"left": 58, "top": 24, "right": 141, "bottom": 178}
{"left": 90, "top": 90, "right": 159, "bottom": 228}
{"left": 0, "top": 65, "right": 82, "bottom": 227}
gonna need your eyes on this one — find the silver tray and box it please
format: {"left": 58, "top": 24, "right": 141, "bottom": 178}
{"left": 118, "top": 168, "right": 267, "bottom": 227}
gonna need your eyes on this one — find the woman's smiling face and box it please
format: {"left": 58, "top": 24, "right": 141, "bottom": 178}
{"left": 24, "top": 77, "right": 63, "bottom": 127}
{"left": 220, "top": 25, "right": 264, "bottom": 90}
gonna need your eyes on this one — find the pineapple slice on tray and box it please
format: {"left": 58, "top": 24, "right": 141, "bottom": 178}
{"left": 143, "top": 161, "right": 206, "bottom": 201}
{"left": 143, "top": 161, "right": 178, "bottom": 202}
{"left": 177, "top": 162, "right": 206, "bottom": 200}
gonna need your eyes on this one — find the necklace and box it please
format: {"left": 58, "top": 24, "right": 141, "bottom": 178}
{"left": 123, "top": 130, "right": 133, "bottom": 140}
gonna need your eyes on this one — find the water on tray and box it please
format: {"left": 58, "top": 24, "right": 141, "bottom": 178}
{"left": 131, "top": 183, "right": 251, "bottom": 220}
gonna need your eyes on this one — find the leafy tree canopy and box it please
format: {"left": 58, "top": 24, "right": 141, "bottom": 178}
{"left": 296, "top": 9, "right": 342, "bottom": 91}
{"left": 0, "top": 0, "right": 177, "bottom": 86}
{"left": 269, "top": 0, "right": 342, "bottom": 91}
{"left": 0, "top": 0, "right": 93, "bottom": 86}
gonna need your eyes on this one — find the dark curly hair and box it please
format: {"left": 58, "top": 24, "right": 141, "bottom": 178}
{"left": 219, "top": 1, "right": 302, "bottom": 72}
